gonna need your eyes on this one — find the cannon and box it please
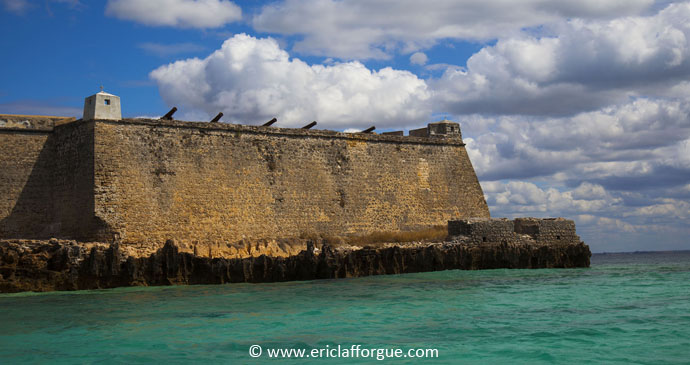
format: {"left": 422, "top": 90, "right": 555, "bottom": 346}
{"left": 160, "top": 107, "right": 177, "bottom": 120}
{"left": 263, "top": 118, "right": 277, "bottom": 127}
{"left": 302, "top": 121, "right": 317, "bottom": 129}
{"left": 209, "top": 112, "right": 223, "bottom": 123}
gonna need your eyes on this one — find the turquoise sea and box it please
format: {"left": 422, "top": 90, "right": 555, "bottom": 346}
{"left": 1, "top": 251, "right": 689, "bottom": 364}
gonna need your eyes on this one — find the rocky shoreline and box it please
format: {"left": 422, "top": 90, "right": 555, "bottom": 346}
{"left": 0, "top": 237, "right": 590, "bottom": 293}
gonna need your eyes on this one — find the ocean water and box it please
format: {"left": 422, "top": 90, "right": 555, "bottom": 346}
{"left": 1, "top": 252, "right": 689, "bottom": 364}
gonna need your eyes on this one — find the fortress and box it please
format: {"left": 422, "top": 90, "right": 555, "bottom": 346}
{"left": 0, "top": 91, "right": 489, "bottom": 253}
{"left": 0, "top": 91, "right": 590, "bottom": 292}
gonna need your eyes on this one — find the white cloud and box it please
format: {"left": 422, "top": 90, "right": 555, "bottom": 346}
{"left": 572, "top": 182, "right": 609, "bottom": 200}
{"left": 410, "top": 52, "right": 428, "bottom": 66}
{"left": 464, "top": 86, "right": 690, "bottom": 250}
{"left": 664, "top": 138, "right": 690, "bottom": 168}
{"left": 150, "top": 34, "right": 431, "bottom": 128}
{"left": 105, "top": 0, "right": 241, "bottom": 28}
{"left": 252, "top": 0, "right": 655, "bottom": 59}
{"left": 481, "top": 177, "right": 690, "bottom": 250}
{"left": 433, "top": 3, "right": 690, "bottom": 116}
{"left": 596, "top": 217, "right": 637, "bottom": 233}
{"left": 623, "top": 199, "right": 690, "bottom": 218}
{"left": 462, "top": 97, "right": 690, "bottom": 183}
{"left": 576, "top": 214, "right": 597, "bottom": 224}
{"left": 486, "top": 181, "right": 620, "bottom": 215}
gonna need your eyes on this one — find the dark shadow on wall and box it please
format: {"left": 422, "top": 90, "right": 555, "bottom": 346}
{"left": 0, "top": 122, "right": 114, "bottom": 241}
{"left": 0, "top": 130, "right": 56, "bottom": 239}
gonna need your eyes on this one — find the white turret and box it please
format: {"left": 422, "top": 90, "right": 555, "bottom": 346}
{"left": 83, "top": 88, "right": 121, "bottom": 121}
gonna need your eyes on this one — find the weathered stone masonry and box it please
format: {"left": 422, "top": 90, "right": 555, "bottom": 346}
{"left": 448, "top": 218, "right": 580, "bottom": 246}
{"left": 0, "top": 115, "right": 92, "bottom": 240}
{"left": 0, "top": 114, "right": 591, "bottom": 292}
{"left": 0, "top": 115, "right": 490, "bottom": 253}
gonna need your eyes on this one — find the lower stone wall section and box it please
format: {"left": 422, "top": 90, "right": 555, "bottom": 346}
{"left": 449, "top": 218, "right": 581, "bottom": 246}
{"left": 448, "top": 218, "right": 515, "bottom": 245}
{"left": 515, "top": 218, "right": 578, "bottom": 244}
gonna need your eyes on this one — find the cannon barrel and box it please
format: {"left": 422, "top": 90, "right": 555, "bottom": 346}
{"left": 302, "top": 121, "right": 317, "bottom": 129}
{"left": 263, "top": 118, "right": 277, "bottom": 127}
{"left": 209, "top": 112, "right": 223, "bottom": 123}
{"left": 161, "top": 107, "right": 177, "bottom": 120}
{"left": 362, "top": 126, "right": 376, "bottom": 133}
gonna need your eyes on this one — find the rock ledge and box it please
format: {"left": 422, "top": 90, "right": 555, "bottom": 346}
{"left": 0, "top": 236, "right": 590, "bottom": 293}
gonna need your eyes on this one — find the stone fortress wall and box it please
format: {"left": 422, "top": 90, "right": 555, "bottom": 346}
{"left": 0, "top": 115, "right": 90, "bottom": 240}
{"left": 448, "top": 217, "right": 580, "bottom": 245}
{"left": 0, "top": 114, "right": 490, "bottom": 253}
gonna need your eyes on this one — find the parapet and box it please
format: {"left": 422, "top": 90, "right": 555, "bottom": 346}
{"left": 514, "top": 217, "right": 577, "bottom": 244}
{"left": 99, "top": 117, "right": 468, "bottom": 146}
{"left": 0, "top": 114, "right": 76, "bottom": 132}
{"left": 448, "top": 218, "right": 514, "bottom": 244}
{"left": 448, "top": 217, "right": 580, "bottom": 245}
{"left": 409, "top": 119, "right": 462, "bottom": 140}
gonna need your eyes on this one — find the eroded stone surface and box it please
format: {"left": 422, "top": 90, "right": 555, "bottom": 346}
{"left": 0, "top": 235, "right": 590, "bottom": 293}
{"left": 1, "top": 117, "right": 489, "bottom": 258}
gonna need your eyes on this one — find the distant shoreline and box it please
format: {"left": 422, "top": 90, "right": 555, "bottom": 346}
{"left": 592, "top": 250, "right": 690, "bottom": 255}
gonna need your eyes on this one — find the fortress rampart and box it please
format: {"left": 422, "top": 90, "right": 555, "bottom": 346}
{"left": 0, "top": 114, "right": 489, "bottom": 252}
{"left": 448, "top": 218, "right": 580, "bottom": 246}
{"left": 0, "top": 109, "right": 592, "bottom": 293}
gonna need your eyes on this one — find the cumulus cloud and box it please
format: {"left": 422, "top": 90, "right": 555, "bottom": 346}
{"left": 105, "top": 0, "right": 241, "bottom": 28}
{"left": 482, "top": 179, "right": 690, "bottom": 249}
{"left": 463, "top": 97, "right": 690, "bottom": 185}
{"left": 572, "top": 182, "right": 609, "bottom": 200}
{"left": 409, "top": 52, "right": 428, "bottom": 66}
{"left": 623, "top": 199, "right": 690, "bottom": 219}
{"left": 150, "top": 34, "right": 431, "bottom": 128}
{"left": 595, "top": 217, "right": 638, "bottom": 233}
{"left": 463, "top": 90, "right": 690, "bottom": 251}
{"left": 484, "top": 181, "right": 621, "bottom": 216}
{"left": 433, "top": 3, "right": 690, "bottom": 116}
{"left": 252, "top": 0, "right": 655, "bottom": 59}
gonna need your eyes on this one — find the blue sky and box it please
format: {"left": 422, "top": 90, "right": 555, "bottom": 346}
{"left": 2, "top": 0, "right": 690, "bottom": 252}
